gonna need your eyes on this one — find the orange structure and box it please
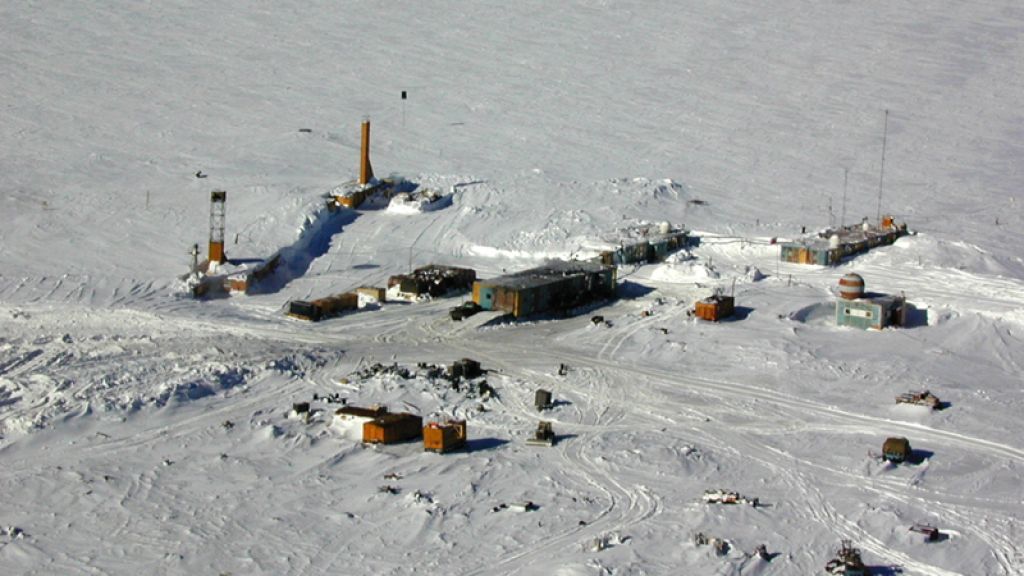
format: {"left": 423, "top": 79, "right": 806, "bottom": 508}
{"left": 423, "top": 420, "right": 467, "bottom": 453}
{"left": 287, "top": 292, "right": 358, "bottom": 321}
{"left": 208, "top": 190, "right": 227, "bottom": 264}
{"left": 694, "top": 294, "right": 735, "bottom": 322}
{"left": 363, "top": 413, "right": 422, "bottom": 444}
{"left": 359, "top": 120, "right": 374, "bottom": 186}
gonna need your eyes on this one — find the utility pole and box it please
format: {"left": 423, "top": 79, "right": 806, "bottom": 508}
{"left": 401, "top": 90, "right": 407, "bottom": 127}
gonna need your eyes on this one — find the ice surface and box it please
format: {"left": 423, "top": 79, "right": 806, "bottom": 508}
{"left": 1, "top": 1, "right": 1023, "bottom": 574}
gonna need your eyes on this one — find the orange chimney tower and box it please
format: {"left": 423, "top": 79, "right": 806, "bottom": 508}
{"left": 208, "top": 190, "right": 227, "bottom": 264}
{"left": 359, "top": 120, "right": 374, "bottom": 186}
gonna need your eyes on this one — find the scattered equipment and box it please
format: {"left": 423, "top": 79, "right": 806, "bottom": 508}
{"left": 535, "top": 389, "right": 553, "bottom": 411}
{"left": 450, "top": 358, "right": 483, "bottom": 380}
{"left": 702, "top": 489, "right": 758, "bottom": 507}
{"left": 526, "top": 421, "right": 556, "bottom": 447}
{"left": 287, "top": 292, "right": 358, "bottom": 321}
{"left": 825, "top": 540, "right": 870, "bottom": 575}
{"left": 909, "top": 523, "right": 943, "bottom": 542}
{"left": 450, "top": 301, "right": 482, "bottom": 321}
{"left": 423, "top": 420, "right": 467, "bottom": 453}
{"left": 882, "top": 437, "right": 912, "bottom": 464}
{"left": 508, "top": 501, "right": 538, "bottom": 512}
{"left": 693, "top": 532, "right": 729, "bottom": 556}
{"left": 389, "top": 265, "right": 477, "bottom": 300}
{"left": 896, "top": 390, "right": 941, "bottom": 409}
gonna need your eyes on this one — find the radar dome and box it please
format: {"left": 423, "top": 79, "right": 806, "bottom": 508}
{"left": 838, "top": 273, "right": 865, "bottom": 300}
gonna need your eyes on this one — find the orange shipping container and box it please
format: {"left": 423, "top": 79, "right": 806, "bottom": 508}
{"left": 695, "top": 295, "right": 735, "bottom": 322}
{"left": 423, "top": 420, "right": 467, "bottom": 453}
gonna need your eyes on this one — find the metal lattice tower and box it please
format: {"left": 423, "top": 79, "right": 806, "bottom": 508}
{"left": 208, "top": 190, "right": 227, "bottom": 263}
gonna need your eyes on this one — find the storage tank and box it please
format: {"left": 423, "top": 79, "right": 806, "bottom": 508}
{"left": 838, "top": 273, "right": 865, "bottom": 300}
{"left": 829, "top": 234, "right": 841, "bottom": 249}
{"left": 658, "top": 221, "right": 671, "bottom": 235}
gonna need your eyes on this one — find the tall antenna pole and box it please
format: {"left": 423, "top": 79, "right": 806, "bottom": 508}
{"left": 841, "top": 167, "right": 849, "bottom": 228}
{"left": 876, "top": 109, "right": 889, "bottom": 226}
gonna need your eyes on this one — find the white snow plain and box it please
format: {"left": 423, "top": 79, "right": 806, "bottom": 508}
{"left": 1, "top": 1, "right": 1023, "bottom": 574}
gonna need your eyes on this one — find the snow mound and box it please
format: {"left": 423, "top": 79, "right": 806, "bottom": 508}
{"left": 869, "top": 234, "right": 1024, "bottom": 278}
{"left": 788, "top": 302, "right": 835, "bottom": 325}
{"left": 649, "top": 257, "right": 720, "bottom": 284}
{"left": 386, "top": 189, "right": 452, "bottom": 215}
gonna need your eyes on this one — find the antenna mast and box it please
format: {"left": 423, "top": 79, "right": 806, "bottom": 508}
{"left": 828, "top": 192, "right": 834, "bottom": 229}
{"left": 876, "top": 109, "right": 889, "bottom": 226}
{"left": 841, "top": 167, "right": 849, "bottom": 228}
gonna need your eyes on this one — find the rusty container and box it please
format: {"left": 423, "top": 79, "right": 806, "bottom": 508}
{"left": 695, "top": 295, "right": 735, "bottom": 322}
{"left": 423, "top": 420, "right": 467, "bottom": 453}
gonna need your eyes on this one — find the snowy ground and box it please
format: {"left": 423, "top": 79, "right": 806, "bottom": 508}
{"left": 1, "top": 1, "right": 1023, "bottom": 575}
